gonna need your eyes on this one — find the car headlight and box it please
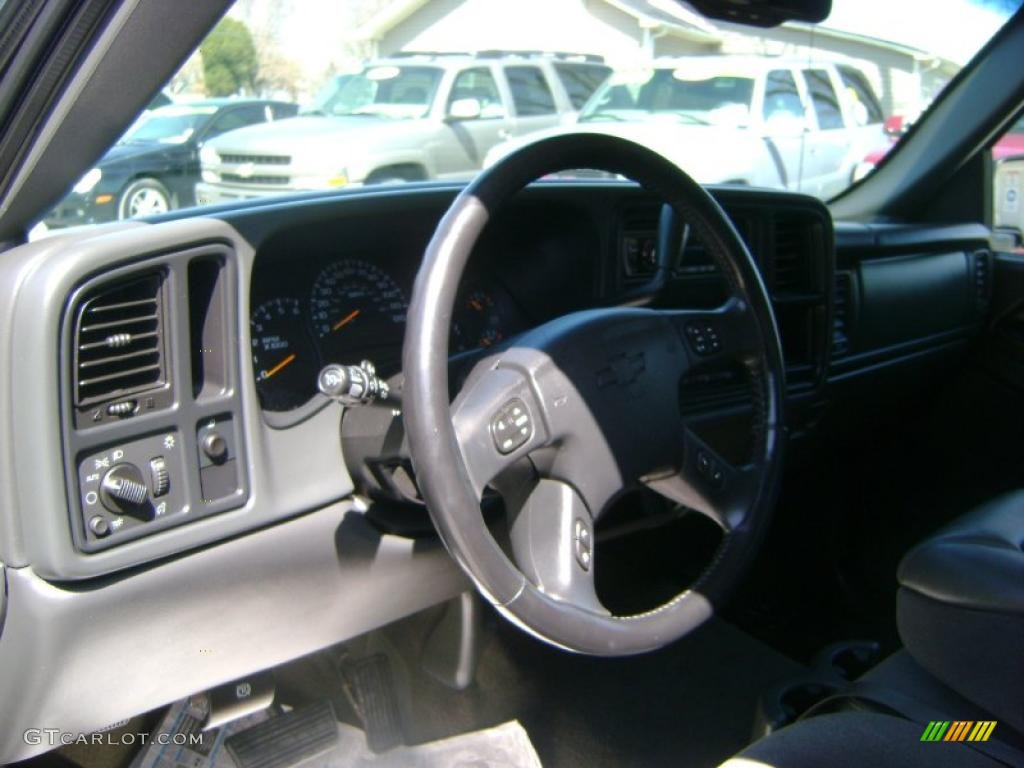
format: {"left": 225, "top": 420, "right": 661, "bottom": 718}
{"left": 201, "top": 169, "right": 221, "bottom": 183}
{"left": 199, "top": 145, "right": 219, "bottom": 166}
{"left": 73, "top": 168, "right": 102, "bottom": 195}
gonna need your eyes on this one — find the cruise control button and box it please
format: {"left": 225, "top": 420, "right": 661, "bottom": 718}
{"left": 491, "top": 398, "right": 533, "bottom": 455}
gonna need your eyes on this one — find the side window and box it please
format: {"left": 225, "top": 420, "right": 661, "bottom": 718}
{"left": 763, "top": 70, "right": 804, "bottom": 122}
{"left": 803, "top": 70, "right": 844, "bottom": 130}
{"left": 838, "top": 66, "right": 884, "bottom": 126}
{"left": 207, "top": 105, "right": 267, "bottom": 137}
{"left": 505, "top": 66, "right": 556, "bottom": 116}
{"left": 553, "top": 63, "right": 611, "bottom": 109}
{"left": 448, "top": 67, "right": 506, "bottom": 119}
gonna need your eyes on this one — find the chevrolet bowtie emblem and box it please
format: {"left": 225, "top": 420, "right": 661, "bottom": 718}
{"left": 596, "top": 351, "right": 646, "bottom": 388}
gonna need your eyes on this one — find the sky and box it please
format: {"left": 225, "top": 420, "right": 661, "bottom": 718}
{"left": 822, "top": 0, "right": 1019, "bottom": 64}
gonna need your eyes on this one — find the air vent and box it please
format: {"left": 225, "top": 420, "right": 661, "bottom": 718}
{"left": 833, "top": 271, "right": 853, "bottom": 358}
{"left": 973, "top": 250, "right": 992, "bottom": 311}
{"left": 771, "top": 214, "right": 811, "bottom": 294}
{"left": 74, "top": 273, "right": 166, "bottom": 407}
{"left": 620, "top": 205, "right": 659, "bottom": 280}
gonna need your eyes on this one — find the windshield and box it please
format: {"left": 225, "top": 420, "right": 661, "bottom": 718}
{"left": 318, "top": 66, "right": 443, "bottom": 119}
{"left": 581, "top": 68, "right": 755, "bottom": 126}
{"left": 33, "top": 0, "right": 1023, "bottom": 236}
{"left": 121, "top": 107, "right": 216, "bottom": 143}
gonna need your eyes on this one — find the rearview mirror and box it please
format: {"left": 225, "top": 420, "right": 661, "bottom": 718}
{"left": 682, "top": 0, "right": 830, "bottom": 27}
{"left": 447, "top": 98, "right": 482, "bottom": 121}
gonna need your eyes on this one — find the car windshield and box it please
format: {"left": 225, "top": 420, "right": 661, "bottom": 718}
{"left": 580, "top": 68, "right": 756, "bottom": 126}
{"left": 120, "top": 106, "right": 217, "bottom": 144}
{"left": 32, "top": 0, "right": 1023, "bottom": 237}
{"left": 318, "top": 66, "right": 443, "bottom": 119}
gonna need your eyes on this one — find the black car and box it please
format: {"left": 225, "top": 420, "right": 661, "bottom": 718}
{"left": 45, "top": 98, "right": 296, "bottom": 227}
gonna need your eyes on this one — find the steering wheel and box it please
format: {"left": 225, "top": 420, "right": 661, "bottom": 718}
{"left": 403, "top": 134, "right": 785, "bottom": 655}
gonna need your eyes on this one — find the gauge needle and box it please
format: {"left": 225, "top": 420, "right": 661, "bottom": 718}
{"left": 264, "top": 353, "right": 296, "bottom": 379}
{"left": 333, "top": 309, "right": 361, "bottom": 332}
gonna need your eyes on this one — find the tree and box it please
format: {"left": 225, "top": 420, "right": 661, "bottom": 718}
{"left": 200, "top": 18, "right": 258, "bottom": 97}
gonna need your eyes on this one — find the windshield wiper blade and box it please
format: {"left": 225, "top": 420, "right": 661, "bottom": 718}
{"left": 579, "top": 113, "right": 624, "bottom": 123}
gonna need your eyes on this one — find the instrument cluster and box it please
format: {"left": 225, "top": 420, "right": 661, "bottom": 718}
{"left": 250, "top": 257, "right": 523, "bottom": 412}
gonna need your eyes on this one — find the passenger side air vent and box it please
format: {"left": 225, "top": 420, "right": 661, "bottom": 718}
{"left": 771, "top": 214, "right": 812, "bottom": 295}
{"left": 73, "top": 273, "right": 167, "bottom": 412}
{"left": 973, "top": 250, "right": 992, "bottom": 312}
{"left": 833, "top": 271, "right": 853, "bottom": 358}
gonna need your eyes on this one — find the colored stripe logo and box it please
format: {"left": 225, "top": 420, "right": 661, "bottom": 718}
{"left": 921, "top": 721, "right": 997, "bottom": 742}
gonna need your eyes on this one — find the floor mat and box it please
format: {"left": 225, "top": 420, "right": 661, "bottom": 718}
{"left": 394, "top": 613, "right": 805, "bottom": 768}
{"left": 131, "top": 700, "right": 540, "bottom": 768}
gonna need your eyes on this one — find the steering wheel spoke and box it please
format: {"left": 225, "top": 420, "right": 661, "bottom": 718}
{"left": 505, "top": 478, "right": 608, "bottom": 616}
{"left": 667, "top": 298, "right": 762, "bottom": 369}
{"left": 451, "top": 360, "right": 551, "bottom": 499}
{"left": 646, "top": 426, "right": 759, "bottom": 532}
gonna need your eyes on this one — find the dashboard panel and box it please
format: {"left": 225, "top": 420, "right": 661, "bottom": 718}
{"left": 249, "top": 197, "right": 600, "bottom": 417}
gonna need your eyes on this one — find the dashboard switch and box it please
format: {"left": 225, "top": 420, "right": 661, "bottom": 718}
{"left": 149, "top": 457, "right": 169, "bottom": 497}
{"left": 202, "top": 432, "right": 229, "bottom": 464}
{"left": 99, "top": 463, "right": 153, "bottom": 519}
{"left": 88, "top": 515, "right": 111, "bottom": 537}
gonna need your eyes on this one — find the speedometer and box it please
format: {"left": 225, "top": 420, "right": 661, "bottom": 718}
{"left": 309, "top": 259, "right": 407, "bottom": 374}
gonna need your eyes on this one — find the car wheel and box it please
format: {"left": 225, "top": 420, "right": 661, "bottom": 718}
{"left": 117, "top": 178, "right": 172, "bottom": 220}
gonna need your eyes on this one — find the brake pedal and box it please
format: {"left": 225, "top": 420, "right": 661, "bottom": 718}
{"left": 338, "top": 653, "right": 405, "bottom": 752}
{"left": 224, "top": 701, "right": 338, "bottom": 768}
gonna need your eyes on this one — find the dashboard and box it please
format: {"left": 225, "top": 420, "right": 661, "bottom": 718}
{"left": 0, "top": 179, "right": 996, "bottom": 763}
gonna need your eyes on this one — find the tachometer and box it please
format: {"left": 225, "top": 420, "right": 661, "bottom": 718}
{"left": 251, "top": 298, "right": 318, "bottom": 411}
{"left": 310, "top": 259, "right": 407, "bottom": 374}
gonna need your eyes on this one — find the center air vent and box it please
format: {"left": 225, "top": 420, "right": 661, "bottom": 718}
{"left": 771, "top": 214, "right": 812, "bottom": 294}
{"left": 73, "top": 273, "right": 167, "bottom": 411}
{"left": 619, "top": 204, "right": 660, "bottom": 280}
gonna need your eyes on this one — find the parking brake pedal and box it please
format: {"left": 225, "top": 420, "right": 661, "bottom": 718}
{"left": 339, "top": 653, "right": 405, "bottom": 752}
{"left": 224, "top": 701, "right": 338, "bottom": 768}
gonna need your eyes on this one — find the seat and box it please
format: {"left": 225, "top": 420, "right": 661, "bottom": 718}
{"left": 897, "top": 489, "right": 1024, "bottom": 734}
{"left": 719, "top": 492, "right": 1024, "bottom": 767}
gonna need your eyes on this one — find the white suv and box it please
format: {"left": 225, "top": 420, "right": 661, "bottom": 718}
{"left": 195, "top": 52, "right": 610, "bottom": 203}
{"left": 485, "top": 56, "right": 889, "bottom": 199}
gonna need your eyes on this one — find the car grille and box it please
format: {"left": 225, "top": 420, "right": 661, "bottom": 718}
{"left": 220, "top": 173, "right": 291, "bottom": 186}
{"left": 218, "top": 153, "right": 291, "bottom": 165}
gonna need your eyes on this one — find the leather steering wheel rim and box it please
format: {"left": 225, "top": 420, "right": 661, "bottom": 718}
{"left": 403, "top": 133, "right": 785, "bottom": 655}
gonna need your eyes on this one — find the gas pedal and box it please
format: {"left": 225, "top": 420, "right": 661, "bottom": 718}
{"left": 338, "top": 653, "right": 405, "bottom": 753}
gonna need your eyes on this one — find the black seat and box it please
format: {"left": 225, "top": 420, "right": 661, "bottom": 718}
{"left": 719, "top": 492, "right": 1024, "bottom": 767}
{"left": 897, "top": 489, "right": 1024, "bottom": 734}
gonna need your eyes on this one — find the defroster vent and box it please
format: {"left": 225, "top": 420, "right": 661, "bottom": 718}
{"left": 73, "top": 273, "right": 166, "bottom": 407}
